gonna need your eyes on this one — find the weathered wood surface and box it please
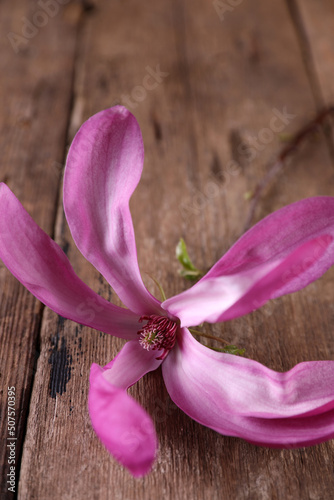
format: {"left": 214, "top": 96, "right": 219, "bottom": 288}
{"left": 0, "top": 1, "right": 82, "bottom": 498}
{"left": 0, "top": 0, "right": 333, "bottom": 499}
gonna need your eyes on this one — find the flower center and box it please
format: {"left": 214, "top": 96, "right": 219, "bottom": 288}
{"left": 137, "top": 315, "right": 178, "bottom": 360}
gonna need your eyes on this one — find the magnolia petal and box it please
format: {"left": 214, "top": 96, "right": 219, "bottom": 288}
{"left": 0, "top": 183, "right": 139, "bottom": 339}
{"left": 89, "top": 341, "right": 162, "bottom": 476}
{"left": 163, "top": 260, "right": 279, "bottom": 326}
{"left": 162, "top": 329, "right": 334, "bottom": 447}
{"left": 163, "top": 197, "right": 334, "bottom": 326}
{"left": 64, "top": 106, "right": 161, "bottom": 316}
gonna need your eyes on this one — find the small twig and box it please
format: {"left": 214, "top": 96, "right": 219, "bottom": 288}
{"left": 243, "top": 106, "right": 334, "bottom": 233}
{"left": 146, "top": 273, "right": 167, "bottom": 301}
{"left": 189, "top": 328, "right": 229, "bottom": 345}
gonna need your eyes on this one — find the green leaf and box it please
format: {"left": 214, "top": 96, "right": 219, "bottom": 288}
{"left": 208, "top": 345, "right": 246, "bottom": 356}
{"left": 176, "top": 238, "right": 197, "bottom": 271}
{"left": 176, "top": 238, "right": 203, "bottom": 281}
{"left": 179, "top": 269, "right": 202, "bottom": 280}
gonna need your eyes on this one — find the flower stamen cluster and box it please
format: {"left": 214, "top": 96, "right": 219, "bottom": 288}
{"left": 138, "top": 315, "right": 178, "bottom": 359}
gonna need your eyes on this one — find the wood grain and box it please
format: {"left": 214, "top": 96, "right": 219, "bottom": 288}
{"left": 294, "top": 0, "right": 334, "bottom": 106}
{"left": 0, "top": 1, "right": 82, "bottom": 498}
{"left": 294, "top": 0, "right": 334, "bottom": 148}
{"left": 0, "top": 0, "right": 333, "bottom": 499}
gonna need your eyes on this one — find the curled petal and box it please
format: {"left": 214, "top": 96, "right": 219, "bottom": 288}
{"left": 0, "top": 184, "right": 139, "bottom": 339}
{"left": 163, "top": 197, "right": 334, "bottom": 326}
{"left": 89, "top": 341, "right": 162, "bottom": 476}
{"left": 162, "top": 328, "right": 334, "bottom": 447}
{"left": 64, "top": 106, "right": 161, "bottom": 315}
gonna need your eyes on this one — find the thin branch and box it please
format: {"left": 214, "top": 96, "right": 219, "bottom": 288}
{"left": 243, "top": 105, "right": 334, "bottom": 233}
{"left": 189, "top": 328, "right": 229, "bottom": 345}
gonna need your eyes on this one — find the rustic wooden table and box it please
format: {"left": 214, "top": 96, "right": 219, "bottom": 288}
{"left": 1, "top": 1, "right": 334, "bottom": 498}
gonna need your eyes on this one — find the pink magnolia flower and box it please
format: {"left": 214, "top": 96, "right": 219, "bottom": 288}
{"left": 1, "top": 106, "right": 334, "bottom": 477}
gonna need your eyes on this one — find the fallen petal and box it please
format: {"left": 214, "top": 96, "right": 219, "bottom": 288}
{"left": 89, "top": 341, "right": 162, "bottom": 476}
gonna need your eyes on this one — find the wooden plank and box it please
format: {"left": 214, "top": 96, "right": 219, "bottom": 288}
{"left": 292, "top": 0, "right": 334, "bottom": 150}
{"left": 4, "top": 0, "right": 333, "bottom": 499}
{"left": 294, "top": 0, "right": 334, "bottom": 105}
{"left": 0, "top": 1, "right": 82, "bottom": 498}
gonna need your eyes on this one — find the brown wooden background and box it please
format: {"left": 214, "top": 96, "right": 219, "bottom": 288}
{"left": 1, "top": 1, "right": 334, "bottom": 498}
